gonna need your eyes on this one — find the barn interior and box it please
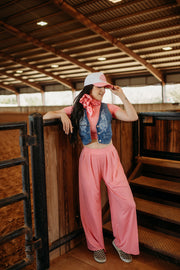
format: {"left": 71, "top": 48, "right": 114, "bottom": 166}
{"left": 0, "top": 0, "right": 180, "bottom": 269}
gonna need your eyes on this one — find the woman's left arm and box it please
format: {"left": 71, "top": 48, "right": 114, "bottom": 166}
{"left": 111, "top": 86, "right": 138, "bottom": 121}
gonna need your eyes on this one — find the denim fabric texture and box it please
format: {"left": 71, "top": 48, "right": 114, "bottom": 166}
{"left": 79, "top": 103, "right": 112, "bottom": 145}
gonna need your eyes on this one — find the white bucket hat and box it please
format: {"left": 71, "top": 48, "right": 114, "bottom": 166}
{"left": 84, "top": 72, "right": 113, "bottom": 89}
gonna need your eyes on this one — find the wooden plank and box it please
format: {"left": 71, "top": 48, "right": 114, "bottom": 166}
{"left": 141, "top": 119, "right": 180, "bottom": 154}
{"left": 131, "top": 176, "right": 180, "bottom": 195}
{"left": 103, "top": 222, "right": 180, "bottom": 263}
{"left": 156, "top": 120, "right": 166, "bottom": 152}
{"left": 50, "top": 237, "right": 180, "bottom": 270}
{"left": 112, "top": 119, "right": 121, "bottom": 157}
{"left": 172, "top": 121, "right": 180, "bottom": 153}
{"left": 128, "top": 161, "right": 143, "bottom": 181}
{"left": 112, "top": 120, "right": 134, "bottom": 176}
{"left": 139, "top": 226, "right": 180, "bottom": 261}
{"left": 120, "top": 122, "right": 133, "bottom": 176}
{"left": 58, "top": 129, "right": 69, "bottom": 255}
{"left": 44, "top": 126, "right": 61, "bottom": 259}
{"left": 137, "top": 157, "right": 180, "bottom": 169}
{"left": 50, "top": 255, "right": 96, "bottom": 270}
{"left": 44, "top": 126, "right": 83, "bottom": 258}
{"left": 134, "top": 197, "right": 180, "bottom": 224}
{"left": 143, "top": 124, "right": 156, "bottom": 150}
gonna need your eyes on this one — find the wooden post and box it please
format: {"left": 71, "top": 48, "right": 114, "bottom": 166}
{"left": 72, "top": 89, "right": 76, "bottom": 102}
{"left": 41, "top": 92, "right": 45, "bottom": 106}
{"left": 162, "top": 82, "right": 166, "bottom": 103}
{"left": 16, "top": 93, "right": 20, "bottom": 106}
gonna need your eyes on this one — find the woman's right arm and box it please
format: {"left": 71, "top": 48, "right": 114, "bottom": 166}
{"left": 43, "top": 109, "right": 73, "bottom": 135}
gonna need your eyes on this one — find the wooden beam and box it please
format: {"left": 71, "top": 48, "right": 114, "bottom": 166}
{"left": 0, "top": 20, "right": 96, "bottom": 74}
{"left": 0, "top": 52, "right": 74, "bottom": 90}
{"left": 0, "top": 71, "right": 44, "bottom": 93}
{"left": 0, "top": 83, "right": 19, "bottom": 94}
{"left": 53, "top": 0, "right": 164, "bottom": 83}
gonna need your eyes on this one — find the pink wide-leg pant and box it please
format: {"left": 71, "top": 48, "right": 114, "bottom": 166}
{"left": 79, "top": 144, "right": 139, "bottom": 255}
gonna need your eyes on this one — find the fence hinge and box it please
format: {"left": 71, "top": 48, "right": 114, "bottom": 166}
{"left": 25, "top": 237, "right": 42, "bottom": 258}
{"left": 20, "top": 135, "right": 37, "bottom": 147}
{"left": 32, "top": 237, "right": 42, "bottom": 250}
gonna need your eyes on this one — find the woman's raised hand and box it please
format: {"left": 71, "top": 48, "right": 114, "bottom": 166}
{"left": 110, "top": 85, "right": 138, "bottom": 122}
{"left": 110, "top": 85, "right": 124, "bottom": 97}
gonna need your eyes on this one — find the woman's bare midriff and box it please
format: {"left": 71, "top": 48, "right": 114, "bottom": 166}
{"left": 84, "top": 139, "right": 113, "bottom": 149}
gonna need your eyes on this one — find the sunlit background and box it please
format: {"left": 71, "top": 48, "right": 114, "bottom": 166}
{"left": 0, "top": 84, "right": 179, "bottom": 107}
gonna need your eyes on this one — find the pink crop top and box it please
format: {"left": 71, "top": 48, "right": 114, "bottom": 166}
{"left": 63, "top": 104, "right": 120, "bottom": 140}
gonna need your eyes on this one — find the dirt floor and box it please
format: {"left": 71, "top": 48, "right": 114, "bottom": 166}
{"left": 0, "top": 113, "right": 36, "bottom": 269}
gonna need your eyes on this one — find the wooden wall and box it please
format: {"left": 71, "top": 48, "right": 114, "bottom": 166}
{"left": 44, "top": 124, "right": 82, "bottom": 259}
{"left": 43, "top": 119, "right": 135, "bottom": 260}
{"left": 143, "top": 119, "right": 180, "bottom": 153}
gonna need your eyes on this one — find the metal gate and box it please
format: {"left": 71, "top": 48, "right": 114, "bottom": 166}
{"left": 0, "top": 114, "right": 49, "bottom": 270}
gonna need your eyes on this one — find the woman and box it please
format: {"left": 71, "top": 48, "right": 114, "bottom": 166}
{"left": 43, "top": 72, "right": 139, "bottom": 264}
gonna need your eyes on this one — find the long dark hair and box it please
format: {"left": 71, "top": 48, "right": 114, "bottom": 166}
{"left": 70, "top": 84, "right": 93, "bottom": 143}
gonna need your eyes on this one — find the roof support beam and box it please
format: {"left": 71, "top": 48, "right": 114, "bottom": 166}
{"left": 0, "top": 20, "right": 96, "bottom": 74}
{"left": 0, "top": 83, "right": 19, "bottom": 94}
{"left": 0, "top": 52, "right": 74, "bottom": 90}
{"left": 54, "top": 0, "right": 164, "bottom": 84}
{"left": 0, "top": 71, "right": 44, "bottom": 93}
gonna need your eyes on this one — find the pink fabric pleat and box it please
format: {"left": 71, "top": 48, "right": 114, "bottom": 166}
{"left": 79, "top": 144, "right": 139, "bottom": 255}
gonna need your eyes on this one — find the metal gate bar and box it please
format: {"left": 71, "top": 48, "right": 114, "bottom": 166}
{"left": 7, "top": 259, "right": 32, "bottom": 270}
{"left": 0, "top": 157, "right": 26, "bottom": 169}
{"left": 0, "top": 227, "right": 30, "bottom": 245}
{"left": 29, "top": 113, "right": 49, "bottom": 270}
{"left": 0, "top": 193, "right": 27, "bottom": 208}
{"left": 0, "top": 121, "right": 34, "bottom": 270}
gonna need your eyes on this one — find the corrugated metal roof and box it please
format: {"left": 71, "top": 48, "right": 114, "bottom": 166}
{"left": 0, "top": 0, "right": 179, "bottom": 94}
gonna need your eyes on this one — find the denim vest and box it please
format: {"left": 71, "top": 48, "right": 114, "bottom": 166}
{"left": 79, "top": 103, "right": 112, "bottom": 145}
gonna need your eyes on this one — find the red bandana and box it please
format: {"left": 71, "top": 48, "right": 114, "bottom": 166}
{"left": 79, "top": 94, "right": 101, "bottom": 116}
